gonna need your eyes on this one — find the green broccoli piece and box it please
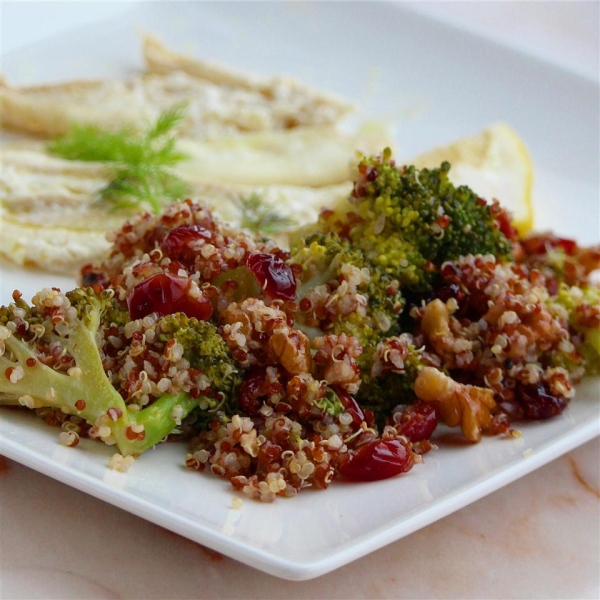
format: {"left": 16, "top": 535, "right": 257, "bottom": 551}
{"left": 356, "top": 336, "right": 425, "bottom": 426}
{"left": 290, "top": 232, "right": 417, "bottom": 420}
{"left": 312, "top": 150, "right": 513, "bottom": 292}
{"left": 156, "top": 313, "right": 242, "bottom": 400}
{"left": 0, "top": 287, "right": 236, "bottom": 456}
{"left": 287, "top": 151, "right": 515, "bottom": 422}
{"left": 554, "top": 284, "right": 600, "bottom": 374}
{"left": 290, "top": 232, "right": 403, "bottom": 350}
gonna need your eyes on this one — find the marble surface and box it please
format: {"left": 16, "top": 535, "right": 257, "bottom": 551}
{"left": 1, "top": 440, "right": 598, "bottom": 599}
{"left": 1, "top": 2, "right": 599, "bottom": 598}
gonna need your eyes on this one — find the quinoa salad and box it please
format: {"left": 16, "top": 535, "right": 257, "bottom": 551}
{"left": 1, "top": 151, "right": 598, "bottom": 502}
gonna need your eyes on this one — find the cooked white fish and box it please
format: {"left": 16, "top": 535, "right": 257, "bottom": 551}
{"left": 177, "top": 125, "right": 389, "bottom": 187}
{"left": 0, "top": 35, "right": 389, "bottom": 272}
{"left": 0, "top": 143, "right": 352, "bottom": 272}
{"left": 0, "top": 37, "right": 353, "bottom": 139}
{"left": 142, "top": 35, "right": 353, "bottom": 122}
{"left": 0, "top": 214, "right": 113, "bottom": 274}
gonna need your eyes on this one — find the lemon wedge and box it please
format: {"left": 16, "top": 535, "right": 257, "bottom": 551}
{"left": 411, "top": 123, "right": 534, "bottom": 236}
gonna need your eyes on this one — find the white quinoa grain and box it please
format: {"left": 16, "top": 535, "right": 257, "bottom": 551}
{"left": 67, "top": 367, "right": 82, "bottom": 379}
{"left": 18, "top": 395, "right": 36, "bottom": 409}
{"left": 108, "top": 453, "right": 136, "bottom": 472}
{"left": 327, "top": 434, "right": 343, "bottom": 451}
{"left": 9, "top": 366, "right": 24, "bottom": 383}
{"left": 231, "top": 497, "right": 244, "bottom": 510}
{"left": 58, "top": 431, "right": 79, "bottom": 447}
{"left": 171, "top": 404, "right": 185, "bottom": 425}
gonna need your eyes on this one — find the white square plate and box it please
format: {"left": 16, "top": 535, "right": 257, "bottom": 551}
{"left": 1, "top": 1, "right": 598, "bottom": 581}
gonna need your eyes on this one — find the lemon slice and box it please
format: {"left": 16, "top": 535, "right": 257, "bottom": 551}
{"left": 411, "top": 123, "right": 534, "bottom": 236}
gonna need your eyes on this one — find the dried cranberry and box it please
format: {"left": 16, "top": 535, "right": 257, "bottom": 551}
{"left": 366, "top": 168, "right": 378, "bottom": 182}
{"left": 554, "top": 237, "right": 578, "bottom": 255}
{"left": 160, "top": 224, "right": 213, "bottom": 263}
{"left": 335, "top": 389, "right": 365, "bottom": 426}
{"left": 392, "top": 401, "right": 439, "bottom": 442}
{"left": 438, "top": 269, "right": 489, "bottom": 319}
{"left": 127, "top": 273, "right": 213, "bottom": 321}
{"left": 363, "top": 409, "right": 376, "bottom": 427}
{"left": 81, "top": 267, "right": 108, "bottom": 289}
{"left": 339, "top": 439, "right": 413, "bottom": 482}
{"left": 516, "top": 383, "right": 568, "bottom": 420}
{"left": 239, "top": 368, "right": 268, "bottom": 415}
{"left": 246, "top": 253, "right": 297, "bottom": 301}
{"left": 434, "top": 283, "right": 465, "bottom": 305}
{"left": 521, "top": 233, "right": 578, "bottom": 257}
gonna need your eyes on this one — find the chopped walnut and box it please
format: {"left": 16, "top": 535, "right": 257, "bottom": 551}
{"left": 220, "top": 298, "right": 294, "bottom": 367}
{"left": 269, "top": 329, "right": 312, "bottom": 374}
{"left": 421, "top": 299, "right": 451, "bottom": 341}
{"left": 414, "top": 367, "right": 495, "bottom": 442}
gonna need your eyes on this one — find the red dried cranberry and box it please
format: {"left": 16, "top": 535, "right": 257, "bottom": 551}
{"left": 81, "top": 267, "right": 109, "bottom": 289}
{"left": 363, "top": 409, "right": 376, "bottom": 427}
{"left": 516, "top": 383, "right": 568, "bottom": 420}
{"left": 440, "top": 262, "right": 461, "bottom": 281}
{"left": 160, "top": 224, "right": 213, "bottom": 264}
{"left": 392, "top": 401, "right": 439, "bottom": 442}
{"left": 434, "top": 283, "right": 465, "bottom": 305}
{"left": 522, "top": 233, "right": 578, "bottom": 257}
{"left": 246, "top": 253, "right": 296, "bottom": 301}
{"left": 339, "top": 439, "right": 413, "bottom": 481}
{"left": 127, "top": 273, "right": 213, "bottom": 321}
{"left": 239, "top": 368, "right": 268, "bottom": 415}
{"left": 335, "top": 389, "right": 365, "bottom": 426}
{"left": 366, "top": 168, "right": 378, "bottom": 182}
{"left": 554, "top": 237, "right": 578, "bottom": 255}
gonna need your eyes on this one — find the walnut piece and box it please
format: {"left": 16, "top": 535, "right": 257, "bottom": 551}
{"left": 414, "top": 366, "right": 495, "bottom": 442}
{"left": 268, "top": 329, "right": 312, "bottom": 375}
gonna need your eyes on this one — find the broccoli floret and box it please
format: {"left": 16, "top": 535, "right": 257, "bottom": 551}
{"left": 356, "top": 336, "right": 425, "bottom": 425}
{"left": 287, "top": 151, "right": 515, "bottom": 422}
{"left": 290, "top": 232, "right": 425, "bottom": 423}
{"left": 156, "top": 313, "right": 241, "bottom": 399}
{"left": 313, "top": 150, "right": 513, "bottom": 292}
{"left": 554, "top": 284, "right": 600, "bottom": 374}
{"left": 290, "top": 232, "right": 403, "bottom": 350}
{"left": 0, "top": 287, "right": 235, "bottom": 456}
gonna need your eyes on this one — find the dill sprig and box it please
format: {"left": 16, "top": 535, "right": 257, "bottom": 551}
{"left": 48, "top": 103, "right": 190, "bottom": 214}
{"left": 235, "top": 192, "right": 294, "bottom": 235}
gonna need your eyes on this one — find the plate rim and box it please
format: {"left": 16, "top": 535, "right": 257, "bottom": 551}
{"left": 1, "top": 416, "right": 598, "bottom": 581}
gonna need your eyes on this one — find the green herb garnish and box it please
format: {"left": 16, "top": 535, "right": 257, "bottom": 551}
{"left": 236, "top": 192, "right": 294, "bottom": 235}
{"left": 48, "top": 104, "right": 189, "bottom": 214}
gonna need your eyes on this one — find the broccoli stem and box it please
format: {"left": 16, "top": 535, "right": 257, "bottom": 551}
{"left": 1, "top": 327, "right": 123, "bottom": 422}
{"left": 125, "top": 391, "right": 199, "bottom": 452}
{"left": 0, "top": 322, "right": 200, "bottom": 456}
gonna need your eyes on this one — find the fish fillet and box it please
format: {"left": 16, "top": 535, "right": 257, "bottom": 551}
{"left": 0, "top": 37, "right": 354, "bottom": 139}
{"left": 0, "top": 143, "right": 352, "bottom": 272}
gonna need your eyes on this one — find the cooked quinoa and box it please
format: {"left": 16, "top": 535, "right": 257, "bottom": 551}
{"left": 3, "top": 168, "right": 599, "bottom": 499}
